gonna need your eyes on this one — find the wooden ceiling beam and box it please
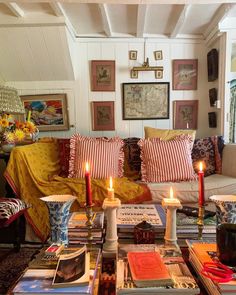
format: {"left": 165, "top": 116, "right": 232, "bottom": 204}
{"left": 99, "top": 4, "right": 112, "bottom": 37}
{"left": 137, "top": 4, "right": 147, "bottom": 38}
{"left": 170, "top": 4, "right": 190, "bottom": 38}
{"left": 5, "top": 2, "right": 24, "bottom": 17}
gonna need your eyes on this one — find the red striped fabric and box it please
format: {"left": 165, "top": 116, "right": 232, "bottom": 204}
{"left": 69, "top": 134, "right": 124, "bottom": 179}
{"left": 138, "top": 135, "right": 196, "bottom": 183}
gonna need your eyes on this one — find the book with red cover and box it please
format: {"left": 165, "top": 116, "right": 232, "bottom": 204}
{"left": 127, "top": 251, "right": 173, "bottom": 288}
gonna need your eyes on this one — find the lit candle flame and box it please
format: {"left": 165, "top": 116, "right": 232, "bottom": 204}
{"left": 170, "top": 187, "right": 174, "bottom": 199}
{"left": 109, "top": 176, "right": 113, "bottom": 189}
{"left": 199, "top": 162, "right": 203, "bottom": 172}
{"left": 85, "top": 162, "right": 89, "bottom": 173}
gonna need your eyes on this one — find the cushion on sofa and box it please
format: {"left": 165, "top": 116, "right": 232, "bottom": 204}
{"left": 123, "top": 137, "right": 141, "bottom": 181}
{"left": 138, "top": 135, "right": 196, "bottom": 183}
{"left": 57, "top": 138, "right": 70, "bottom": 177}
{"left": 0, "top": 198, "right": 29, "bottom": 227}
{"left": 69, "top": 134, "right": 124, "bottom": 179}
{"left": 144, "top": 126, "right": 196, "bottom": 142}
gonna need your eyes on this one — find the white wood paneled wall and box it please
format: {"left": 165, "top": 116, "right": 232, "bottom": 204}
{"left": 7, "top": 37, "right": 219, "bottom": 139}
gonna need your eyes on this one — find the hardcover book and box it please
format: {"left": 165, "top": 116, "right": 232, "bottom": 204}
{"left": 127, "top": 251, "right": 173, "bottom": 287}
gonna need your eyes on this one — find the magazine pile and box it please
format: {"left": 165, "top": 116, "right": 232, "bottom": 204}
{"left": 68, "top": 212, "right": 105, "bottom": 245}
{"left": 116, "top": 204, "right": 166, "bottom": 242}
{"left": 187, "top": 240, "right": 236, "bottom": 295}
{"left": 12, "top": 245, "right": 101, "bottom": 295}
{"left": 116, "top": 243, "right": 200, "bottom": 295}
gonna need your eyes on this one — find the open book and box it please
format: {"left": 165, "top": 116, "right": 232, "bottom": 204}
{"left": 52, "top": 246, "right": 90, "bottom": 288}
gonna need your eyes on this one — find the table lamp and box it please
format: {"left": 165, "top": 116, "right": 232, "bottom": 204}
{"left": 0, "top": 85, "right": 25, "bottom": 114}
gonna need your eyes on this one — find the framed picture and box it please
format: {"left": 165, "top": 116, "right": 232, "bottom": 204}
{"left": 91, "top": 60, "right": 115, "bottom": 91}
{"left": 209, "top": 88, "right": 217, "bottom": 107}
{"left": 130, "top": 70, "right": 138, "bottom": 79}
{"left": 154, "top": 50, "right": 163, "bottom": 60}
{"left": 173, "top": 59, "right": 198, "bottom": 90}
{"left": 20, "top": 93, "right": 69, "bottom": 131}
{"left": 122, "top": 82, "right": 169, "bottom": 120}
{"left": 91, "top": 101, "right": 115, "bottom": 131}
{"left": 173, "top": 100, "right": 198, "bottom": 129}
{"left": 129, "top": 50, "right": 137, "bottom": 60}
{"left": 155, "top": 70, "right": 163, "bottom": 79}
{"left": 207, "top": 48, "right": 218, "bottom": 82}
{"left": 208, "top": 112, "right": 217, "bottom": 128}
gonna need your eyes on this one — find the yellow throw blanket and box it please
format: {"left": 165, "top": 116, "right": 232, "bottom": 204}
{"left": 5, "top": 141, "right": 151, "bottom": 242}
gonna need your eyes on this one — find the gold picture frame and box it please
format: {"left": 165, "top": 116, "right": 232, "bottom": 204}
{"left": 130, "top": 70, "right": 138, "bottom": 79}
{"left": 129, "top": 50, "right": 137, "bottom": 60}
{"left": 154, "top": 51, "right": 163, "bottom": 60}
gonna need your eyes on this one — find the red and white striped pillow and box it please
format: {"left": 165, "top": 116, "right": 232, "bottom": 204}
{"left": 69, "top": 134, "right": 124, "bottom": 179}
{"left": 138, "top": 135, "right": 196, "bottom": 183}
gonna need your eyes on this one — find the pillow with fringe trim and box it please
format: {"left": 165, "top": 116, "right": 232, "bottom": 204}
{"left": 69, "top": 134, "right": 124, "bottom": 179}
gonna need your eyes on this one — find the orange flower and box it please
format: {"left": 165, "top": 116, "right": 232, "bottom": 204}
{"left": 0, "top": 119, "right": 9, "bottom": 128}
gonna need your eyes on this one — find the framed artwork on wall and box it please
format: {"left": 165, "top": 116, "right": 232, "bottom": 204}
{"left": 122, "top": 82, "right": 169, "bottom": 120}
{"left": 173, "top": 100, "right": 198, "bottom": 129}
{"left": 20, "top": 93, "right": 69, "bottom": 131}
{"left": 208, "top": 112, "right": 217, "bottom": 128}
{"left": 91, "top": 60, "right": 115, "bottom": 91}
{"left": 209, "top": 88, "right": 217, "bottom": 107}
{"left": 173, "top": 59, "right": 198, "bottom": 90}
{"left": 130, "top": 70, "right": 138, "bottom": 79}
{"left": 129, "top": 50, "right": 137, "bottom": 60}
{"left": 154, "top": 50, "right": 163, "bottom": 60}
{"left": 207, "top": 48, "right": 218, "bottom": 82}
{"left": 91, "top": 101, "right": 115, "bottom": 131}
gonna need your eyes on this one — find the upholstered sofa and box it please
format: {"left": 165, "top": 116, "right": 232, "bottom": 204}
{"left": 3, "top": 133, "right": 236, "bottom": 243}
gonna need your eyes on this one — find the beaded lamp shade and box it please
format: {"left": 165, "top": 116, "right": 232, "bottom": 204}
{"left": 0, "top": 85, "right": 25, "bottom": 114}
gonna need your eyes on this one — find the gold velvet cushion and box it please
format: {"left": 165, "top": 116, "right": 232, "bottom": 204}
{"left": 144, "top": 126, "right": 196, "bottom": 141}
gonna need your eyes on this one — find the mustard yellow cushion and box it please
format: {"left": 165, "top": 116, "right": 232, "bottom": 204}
{"left": 144, "top": 126, "right": 196, "bottom": 141}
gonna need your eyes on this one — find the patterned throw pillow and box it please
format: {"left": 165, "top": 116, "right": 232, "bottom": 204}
{"left": 191, "top": 136, "right": 225, "bottom": 176}
{"left": 191, "top": 137, "right": 216, "bottom": 176}
{"left": 57, "top": 138, "right": 70, "bottom": 177}
{"left": 0, "top": 198, "right": 29, "bottom": 227}
{"left": 123, "top": 137, "right": 141, "bottom": 181}
{"left": 138, "top": 135, "right": 196, "bottom": 183}
{"left": 69, "top": 134, "right": 124, "bottom": 179}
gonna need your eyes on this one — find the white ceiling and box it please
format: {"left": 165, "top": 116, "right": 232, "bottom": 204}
{"left": 0, "top": 1, "right": 235, "bottom": 39}
{"left": 0, "top": 1, "right": 236, "bottom": 82}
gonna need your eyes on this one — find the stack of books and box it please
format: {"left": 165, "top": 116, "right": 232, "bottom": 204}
{"left": 116, "top": 204, "right": 166, "bottom": 242}
{"left": 187, "top": 240, "right": 236, "bottom": 295}
{"left": 12, "top": 246, "right": 101, "bottom": 295}
{"left": 68, "top": 212, "right": 105, "bottom": 245}
{"left": 177, "top": 212, "right": 216, "bottom": 242}
{"left": 116, "top": 243, "right": 200, "bottom": 294}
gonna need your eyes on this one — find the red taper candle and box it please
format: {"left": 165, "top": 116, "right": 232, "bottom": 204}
{"left": 85, "top": 162, "right": 92, "bottom": 206}
{"left": 198, "top": 162, "right": 205, "bottom": 207}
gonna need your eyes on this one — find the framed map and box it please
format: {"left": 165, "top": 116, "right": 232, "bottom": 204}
{"left": 122, "top": 82, "right": 169, "bottom": 120}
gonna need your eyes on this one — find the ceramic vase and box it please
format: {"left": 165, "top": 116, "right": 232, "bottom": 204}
{"left": 1, "top": 143, "right": 15, "bottom": 153}
{"left": 40, "top": 194, "right": 76, "bottom": 245}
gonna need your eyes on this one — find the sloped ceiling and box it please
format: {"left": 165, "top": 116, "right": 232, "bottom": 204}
{"left": 0, "top": 1, "right": 236, "bottom": 82}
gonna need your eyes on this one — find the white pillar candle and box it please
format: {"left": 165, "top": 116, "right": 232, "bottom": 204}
{"left": 108, "top": 176, "right": 114, "bottom": 200}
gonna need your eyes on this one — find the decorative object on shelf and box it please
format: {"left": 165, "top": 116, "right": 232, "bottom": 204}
{"left": 197, "top": 162, "right": 205, "bottom": 240}
{"left": 162, "top": 187, "right": 182, "bottom": 247}
{"left": 91, "top": 60, "right": 115, "bottom": 92}
{"left": 131, "top": 40, "right": 163, "bottom": 78}
{"left": 129, "top": 50, "right": 137, "bottom": 60}
{"left": 173, "top": 100, "right": 198, "bottom": 129}
{"left": 102, "top": 179, "right": 121, "bottom": 253}
{"left": 130, "top": 70, "right": 138, "bottom": 79}
{"left": 154, "top": 50, "right": 163, "bottom": 60}
{"left": 209, "top": 195, "right": 236, "bottom": 266}
{"left": 134, "top": 220, "right": 155, "bottom": 244}
{"left": 207, "top": 48, "right": 218, "bottom": 82}
{"left": 209, "top": 88, "right": 217, "bottom": 107}
{"left": 173, "top": 59, "right": 198, "bottom": 90}
{"left": 208, "top": 112, "right": 217, "bottom": 128}
{"left": 20, "top": 93, "right": 69, "bottom": 131}
{"left": 40, "top": 194, "right": 76, "bottom": 245}
{"left": 122, "top": 82, "right": 169, "bottom": 120}
{"left": 91, "top": 101, "right": 115, "bottom": 131}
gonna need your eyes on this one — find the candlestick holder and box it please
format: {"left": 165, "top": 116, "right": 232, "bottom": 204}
{"left": 197, "top": 205, "right": 205, "bottom": 240}
{"left": 85, "top": 204, "right": 95, "bottom": 244}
